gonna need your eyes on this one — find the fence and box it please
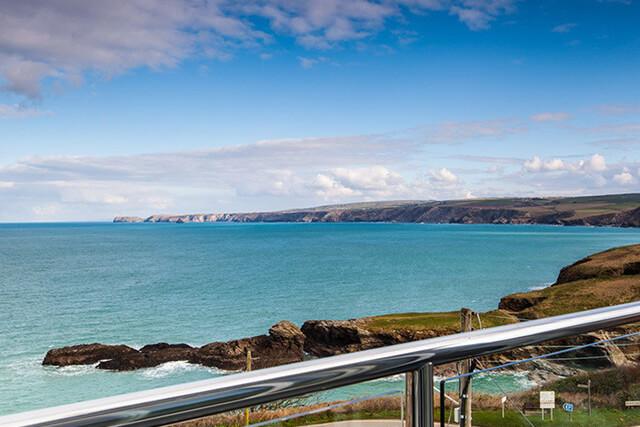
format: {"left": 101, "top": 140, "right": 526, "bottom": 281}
{"left": 2, "top": 301, "right": 640, "bottom": 427}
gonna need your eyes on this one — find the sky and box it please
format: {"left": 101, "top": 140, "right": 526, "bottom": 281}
{"left": 1, "top": 0, "right": 639, "bottom": 222}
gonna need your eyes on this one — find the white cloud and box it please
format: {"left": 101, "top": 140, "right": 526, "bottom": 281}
{"left": 412, "top": 168, "right": 471, "bottom": 200}
{"left": 0, "top": 1, "right": 273, "bottom": 99}
{"left": 613, "top": 171, "right": 635, "bottom": 185}
{"left": 307, "top": 166, "right": 409, "bottom": 200}
{"left": 311, "top": 173, "right": 361, "bottom": 199}
{"left": 415, "top": 118, "right": 527, "bottom": 143}
{"left": 429, "top": 168, "right": 461, "bottom": 183}
{"left": 330, "top": 166, "right": 403, "bottom": 190}
{"left": 0, "top": 0, "right": 518, "bottom": 99}
{"left": 593, "top": 174, "right": 607, "bottom": 188}
{"left": 523, "top": 154, "right": 606, "bottom": 173}
{"left": 297, "top": 56, "right": 318, "bottom": 69}
{"left": 0, "top": 132, "right": 488, "bottom": 220}
{"left": 551, "top": 23, "right": 577, "bottom": 33}
{"left": 588, "top": 153, "right": 607, "bottom": 172}
{"left": 448, "top": 0, "right": 517, "bottom": 31}
{"left": 488, "top": 165, "right": 504, "bottom": 175}
{"left": 0, "top": 104, "right": 53, "bottom": 119}
{"left": 604, "top": 124, "right": 640, "bottom": 133}
{"left": 594, "top": 104, "right": 640, "bottom": 116}
{"left": 530, "top": 111, "right": 572, "bottom": 123}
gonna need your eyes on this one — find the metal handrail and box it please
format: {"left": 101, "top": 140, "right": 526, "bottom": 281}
{"left": 2, "top": 301, "right": 640, "bottom": 426}
{"left": 249, "top": 390, "right": 404, "bottom": 426}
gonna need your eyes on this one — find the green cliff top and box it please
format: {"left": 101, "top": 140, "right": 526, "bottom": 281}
{"left": 362, "top": 243, "right": 640, "bottom": 334}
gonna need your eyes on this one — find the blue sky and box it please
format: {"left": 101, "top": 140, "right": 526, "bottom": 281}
{"left": 1, "top": 0, "right": 639, "bottom": 221}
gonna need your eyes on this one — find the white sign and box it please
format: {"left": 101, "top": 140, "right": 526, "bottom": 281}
{"left": 501, "top": 396, "right": 507, "bottom": 403}
{"left": 540, "top": 391, "right": 556, "bottom": 409}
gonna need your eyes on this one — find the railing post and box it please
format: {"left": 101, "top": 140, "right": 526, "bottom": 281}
{"left": 440, "top": 380, "right": 446, "bottom": 427}
{"left": 409, "top": 362, "right": 434, "bottom": 427}
{"left": 406, "top": 370, "right": 414, "bottom": 427}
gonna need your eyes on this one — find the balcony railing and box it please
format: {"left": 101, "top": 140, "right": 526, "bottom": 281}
{"left": 2, "top": 300, "right": 640, "bottom": 427}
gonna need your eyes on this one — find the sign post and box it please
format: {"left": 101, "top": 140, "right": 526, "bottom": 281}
{"left": 501, "top": 396, "right": 506, "bottom": 418}
{"left": 578, "top": 379, "right": 591, "bottom": 416}
{"left": 563, "top": 403, "right": 574, "bottom": 421}
{"left": 540, "top": 391, "right": 555, "bottom": 421}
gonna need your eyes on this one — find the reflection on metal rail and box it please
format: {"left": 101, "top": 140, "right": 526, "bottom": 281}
{"left": 249, "top": 390, "right": 404, "bottom": 427}
{"left": 2, "top": 301, "right": 640, "bottom": 427}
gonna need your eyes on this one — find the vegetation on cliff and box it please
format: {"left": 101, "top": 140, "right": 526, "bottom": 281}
{"left": 498, "top": 243, "right": 640, "bottom": 319}
{"left": 115, "top": 193, "right": 640, "bottom": 227}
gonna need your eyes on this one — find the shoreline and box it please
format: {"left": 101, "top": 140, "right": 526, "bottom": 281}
{"left": 43, "top": 243, "right": 640, "bottom": 384}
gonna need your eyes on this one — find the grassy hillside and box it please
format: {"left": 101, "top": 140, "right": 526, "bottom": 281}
{"left": 443, "top": 193, "right": 640, "bottom": 221}
{"left": 360, "top": 243, "right": 640, "bottom": 335}
{"left": 117, "top": 193, "right": 640, "bottom": 225}
{"left": 302, "top": 193, "right": 640, "bottom": 218}
{"left": 499, "top": 244, "right": 640, "bottom": 319}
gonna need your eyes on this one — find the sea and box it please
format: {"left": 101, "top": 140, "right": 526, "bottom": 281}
{"left": 1, "top": 222, "right": 640, "bottom": 416}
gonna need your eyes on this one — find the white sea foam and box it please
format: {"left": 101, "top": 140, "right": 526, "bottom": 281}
{"left": 138, "top": 361, "right": 224, "bottom": 379}
{"left": 475, "top": 371, "right": 537, "bottom": 392}
{"left": 47, "top": 364, "right": 100, "bottom": 377}
{"left": 529, "top": 282, "right": 554, "bottom": 291}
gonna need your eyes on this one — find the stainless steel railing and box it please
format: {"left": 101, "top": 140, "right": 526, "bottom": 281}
{"left": 2, "top": 300, "right": 640, "bottom": 427}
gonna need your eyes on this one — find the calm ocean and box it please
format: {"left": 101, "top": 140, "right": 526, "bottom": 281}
{"left": 1, "top": 222, "right": 640, "bottom": 415}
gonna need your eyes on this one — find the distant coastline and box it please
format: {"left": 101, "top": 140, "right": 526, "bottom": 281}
{"left": 115, "top": 193, "right": 640, "bottom": 227}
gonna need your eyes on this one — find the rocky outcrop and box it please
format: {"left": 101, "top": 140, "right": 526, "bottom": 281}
{"left": 300, "top": 318, "right": 442, "bottom": 357}
{"left": 194, "top": 321, "right": 306, "bottom": 370}
{"left": 43, "top": 343, "right": 138, "bottom": 366}
{"left": 44, "top": 322, "right": 306, "bottom": 372}
{"left": 498, "top": 295, "right": 547, "bottom": 312}
{"left": 97, "top": 343, "right": 196, "bottom": 371}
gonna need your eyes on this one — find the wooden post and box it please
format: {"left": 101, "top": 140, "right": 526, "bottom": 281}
{"left": 459, "top": 309, "right": 473, "bottom": 427}
{"left": 406, "top": 371, "right": 414, "bottom": 427}
{"left": 245, "top": 350, "right": 252, "bottom": 426}
{"left": 588, "top": 379, "right": 591, "bottom": 417}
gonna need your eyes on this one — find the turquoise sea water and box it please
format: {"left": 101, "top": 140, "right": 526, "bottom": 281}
{"left": 1, "top": 222, "right": 640, "bottom": 416}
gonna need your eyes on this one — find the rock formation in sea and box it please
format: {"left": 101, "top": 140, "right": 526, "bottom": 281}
{"left": 43, "top": 343, "right": 139, "bottom": 366}
{"left": 43, "top": 321, "right": 306, "bottom": 372}
{"left": 44, "top": 244, "right": 640, "bottom": 381}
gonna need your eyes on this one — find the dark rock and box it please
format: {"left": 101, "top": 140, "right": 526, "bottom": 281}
{"left": 43, "top": 343, "right": 138, "bottom": 366}
{"left": 498, "top": 295, "right": 547, "bottom": 312}
{"left": 301, "top": 319, "right": 437, "bottom": 357}
{"left": 97, "top": 343, "right": 195, "bottom": 371}
{"left": 44, "top": 323, "right": 306, "bottom": 372}
{"left": 193, "top": 321, "right": 305, "bottom": 371}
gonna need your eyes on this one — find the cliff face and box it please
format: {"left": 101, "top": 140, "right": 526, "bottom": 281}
{"left": 113, "top": 216, "right": 144, "bottom": 223}
{"left": 113, "top": 194, "right": 640, "bottom": 228}
{"left": 300, "top": 318, "right": 445, "bottom": 357}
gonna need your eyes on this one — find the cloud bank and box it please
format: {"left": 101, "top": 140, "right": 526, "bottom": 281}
{"left": 0, "top": 0, "right": 519, "bottom": 100}
{"left": 2, "top": 120, "right": 639, "bottom": 222}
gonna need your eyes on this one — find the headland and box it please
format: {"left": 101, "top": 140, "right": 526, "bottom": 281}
{"left": 114, "top": 193, "right": 640, "bottom": 227}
